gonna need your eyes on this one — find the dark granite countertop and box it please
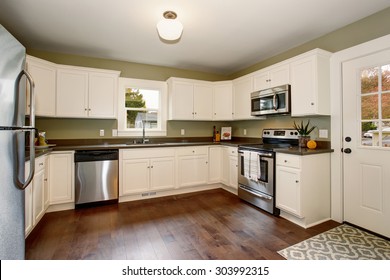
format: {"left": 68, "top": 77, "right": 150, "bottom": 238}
{"left": 274, "top": 146, "right": 334, "bottom": 155}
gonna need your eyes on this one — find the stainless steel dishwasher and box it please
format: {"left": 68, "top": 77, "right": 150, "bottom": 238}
{"left": 75, "top": 150, "right": 119, "bottom": 207}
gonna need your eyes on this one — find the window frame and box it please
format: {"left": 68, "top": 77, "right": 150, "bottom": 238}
{"left": 117, "top": 78, "right": 167, "bottom": 137}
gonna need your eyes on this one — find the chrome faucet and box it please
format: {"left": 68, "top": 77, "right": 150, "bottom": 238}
{"left": 142, "top": 120, "right": 149, "bottom": 144}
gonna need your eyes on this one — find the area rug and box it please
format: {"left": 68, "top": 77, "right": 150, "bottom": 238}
{"left": 278, "top": 224, "right": 390, "bottom": 260}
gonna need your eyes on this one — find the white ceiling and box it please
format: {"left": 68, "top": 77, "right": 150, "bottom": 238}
{"left": 1, "top": 0, "right": 389, "bottom": 75}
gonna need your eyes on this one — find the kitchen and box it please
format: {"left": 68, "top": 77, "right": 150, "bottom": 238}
{"left": 1, "top": 0, "right": 390, "bottom": 271}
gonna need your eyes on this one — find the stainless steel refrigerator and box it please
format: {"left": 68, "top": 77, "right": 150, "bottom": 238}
{"left": 0, "top": 24, "right": 36, "bottom": 259}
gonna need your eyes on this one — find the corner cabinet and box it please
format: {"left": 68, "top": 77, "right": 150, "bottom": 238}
{"left": 232, "top": 75, "right": 255, "bottom": 120}
{"left": 290, "top": 49, "right": 331, "bottom": 116}
{"left": 213, "top": 81, "right": 233, "bottom": 120}
{"left": 275, "top": 152, "right": 330, "bottom": 228}
{"left": 26, "top": 55, "right": 56, "bottom": 117}
{"left": 56, "top": 65, "right": 120, "bottom": 119}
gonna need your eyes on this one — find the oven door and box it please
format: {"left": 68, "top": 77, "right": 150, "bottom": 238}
{"left": 238, "top": 151, "right": 274, "bottom": 196}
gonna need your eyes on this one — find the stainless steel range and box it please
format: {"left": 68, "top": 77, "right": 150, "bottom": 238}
{"left": 238, "top": 129, "right": 299, "bottom": 215}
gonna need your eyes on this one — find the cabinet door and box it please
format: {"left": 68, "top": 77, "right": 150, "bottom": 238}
{"left": 32, "top": 168, "right": 45, "bottom": 226}
{"left": 169, "top": 81, "right": 194, "bottom": 120}
{"left": 56, "top": 68, "right": 88, "bottom": 117}
{"left": 232, "top": 76, "right": 254, "bottom": 120}
{"left": 208, "top": 146, "right": 221, "bottom": 183}
{"left": 26, "top": 57, "right": 56, "bottom": 116}
{"left": 213, "top": 82, "right": 233, "bottom": 120}
{"left": 253, "top": 70, "right": 270, "bottom": 91}
{"left": 270, "top": 64, "right": 290, "bottom": 87}
{"left": 43, "top": 156, "right": 50, "bottom": 210}
{"left": 177, "top": 155, "right": 208, "bottom": 187}
{"left": 229, "top": 156, "right": 238, "bottom": 189}
{"left": 276, "top": 166, "right": 301, "bottom": 217}
{"left": 221, "top": 147, "right": 230, "bottom": 185}
{"left": 193, "top": 84, "right": 213, "bottom": 120}
{"left": 122, "top": 159, "right": 150, "bottom": 194}
{"left": 150, "top": 157, "right": 175, "bottom": 191}
{"left": 49, "top": 153, "right": 74, "bottom": 204}
{"left": 290, "top": 56, "right": 316, "bottom": 116}
{"left": 88, "top": 72, "right": 117, "bottom": 118}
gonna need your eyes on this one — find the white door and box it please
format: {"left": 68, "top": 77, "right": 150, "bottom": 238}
{"left": 342, "top": 49, "right": 390, "bottom": 238}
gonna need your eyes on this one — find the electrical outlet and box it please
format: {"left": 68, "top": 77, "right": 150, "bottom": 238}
{"left": 244, "top": 129, "right": 247, "bottom": 136}
{"left": 319, "top": 129, "right": 328, "bottom": 138}
{"left": 181, "top": 129, "right": 185, "bottom": 135}
{"left": 99, "top": 129, "right": 105, "bottom": 137}
{"left": 112, "top": 129, "right": 118, "bottom": 137}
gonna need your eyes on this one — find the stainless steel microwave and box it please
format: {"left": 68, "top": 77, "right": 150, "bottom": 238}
{"left": 251, "top": 84, "right": 291, "bottom": 116}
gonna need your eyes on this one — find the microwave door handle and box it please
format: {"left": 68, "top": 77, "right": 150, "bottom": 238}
{"left": 273, "top": 93, "right": 279, "bottom": 110}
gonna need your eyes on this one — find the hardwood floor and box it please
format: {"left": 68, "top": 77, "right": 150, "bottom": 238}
{"left": 25, "top": 189, "right": 340, "bottom": 260}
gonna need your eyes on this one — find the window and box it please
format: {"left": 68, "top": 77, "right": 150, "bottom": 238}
{"left": 360, "top": 64, "right": 390, "bottom": 147}
{"left": 117, "top": 78, "right": 167, "bottom": 136}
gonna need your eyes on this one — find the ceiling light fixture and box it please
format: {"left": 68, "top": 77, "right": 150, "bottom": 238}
{"left": 156, "top": 11, "right": 183, "bottom": 41}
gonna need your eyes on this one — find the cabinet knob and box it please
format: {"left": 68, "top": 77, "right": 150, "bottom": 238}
{"left": 295, "top": 180, "right": 299, "bottom": 183}
{"left": 311, "top": 102, "right": 314, "bottom": 105}
{"left": 284, "top": 160, "right": 288, "bottom": 163}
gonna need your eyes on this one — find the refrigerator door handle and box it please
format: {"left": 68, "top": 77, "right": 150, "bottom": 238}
{"left": 14, "top": 69, "right": 35, "bottom": 190}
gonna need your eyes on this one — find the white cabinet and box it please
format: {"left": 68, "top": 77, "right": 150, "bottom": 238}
{"left": 290, "top": 49, "right": 331, "bottom": 116}
{"left": 208, "top": 146, "right": 222, "bottom": 183}
{"left": 232, "top": 75, "right": 255, "bottom": 120}
{"left": 49, "top": 151, "right": 74, "bottom": 205}
{"left": 276, "top": 152, "right": 330, "bottom": 228}
{"left": 176, "top": 146, "right": 209, "bottom": 188}
{"left": 167, "top": 78, "right": 213, "bottom": 120}
{"left": 221, "top": 146, "right": 238, "bottom": 189}
{"left": 26, "top": 55, "right": 56, "bottom": 117}
{"left": 213, "top": 81, "right": 233, "bottom": 120}
{"left": 56, "top": 65, "right": 119, "bottom": 118}
{"left": 253, "top": 64, "right": 290, "bottom": 91}
{"left": 120, "top": 148, "right": 175, "bottom": 195}
{"left": 25, "top": 155, "right": 48, "bottom": 237}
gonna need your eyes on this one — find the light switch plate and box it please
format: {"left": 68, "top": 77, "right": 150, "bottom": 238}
{"left": 181, "top": 129, "right": 185, "bottom": 135}
{"left": 99, "top": 129, "right": 105, "bottom": 137}
{"left": 319, "top": 129, "right": 328, "bottom": 138}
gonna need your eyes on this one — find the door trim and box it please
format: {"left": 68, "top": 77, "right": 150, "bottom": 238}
{"left": 330, "top": 34, "right": 390, "bottom": 222}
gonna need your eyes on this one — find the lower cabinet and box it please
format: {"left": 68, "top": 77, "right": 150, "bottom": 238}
{"left": 120, "top": 148, "right": 175, "bottom": 195}
{"left": 49, "top": 151, "right": 74, "bottom": 205}
{"left": 221, "top": 146, "right": 238, "bottom": 189}
{"left": 208, "top": 146, "right": 222, "bottom": 183}
{"left": 276, "top": 152, "right": 330, "bottom": 228}
{"left": 175, "top": 146, "right": 208, "bottom": 188}
{"left": 25, "top": 155, "right": 48, "bottom": 237}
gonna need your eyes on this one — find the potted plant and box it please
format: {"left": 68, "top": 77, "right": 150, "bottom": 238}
{"left": 293, "top": 120, "right": 316, "bottom": 147}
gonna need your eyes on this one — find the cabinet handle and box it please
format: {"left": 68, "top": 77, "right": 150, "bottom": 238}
{"left": 284, "top": 160, "right": 288, "bottom": 163}
{"left": 295, "top": 180, "right": 299, "bottom": 183}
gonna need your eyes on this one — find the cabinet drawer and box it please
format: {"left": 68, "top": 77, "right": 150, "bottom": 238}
{"left": 35, "top": 156, "right": 46, "bottom": 172}
{"left": 276, "top": 153, "right": 301, "bottom": 169}
{"left": 121, "top": 148, "right": 175, "bottom": 160}
{"left": 175, "top": 146, "right": 208, "bottom": 156}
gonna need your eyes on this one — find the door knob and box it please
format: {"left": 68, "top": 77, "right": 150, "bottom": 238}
{"left": 343, "top": 148, "right": 352, "bottom": 154}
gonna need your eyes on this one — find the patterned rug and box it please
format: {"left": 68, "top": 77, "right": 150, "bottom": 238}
{"left": 278, "top": 224, "right": 390, "bottom": 260}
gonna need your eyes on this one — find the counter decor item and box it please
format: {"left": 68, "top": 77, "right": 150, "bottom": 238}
{"left": 293, "top": 120, "right": 316, "bottom": 148}
{"left": 221, "top": 127, "right": 232, "bottom": 140}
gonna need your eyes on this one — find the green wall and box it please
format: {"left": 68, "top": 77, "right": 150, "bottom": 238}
{"left": 32, "top": 7, "right": 390, "bottom": 140}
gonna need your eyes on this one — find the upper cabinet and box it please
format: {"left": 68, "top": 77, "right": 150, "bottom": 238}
{"left": 167, "top": 78, "right": 213, "bottom": 120}
{"left": 213, "top": 81, "right": 233, "bottom": 120}
{"left": 26, "top": 55, "right": 56, "bottom": 117}
{"left": 253, "top": 63, "right": 290, "bottom": 91}
{"left": 232, "top": 75, "right": 255, "bottom": 120}
{"left": 26, "top": 55, "right": 120, "bottom": 119}
{"left": 56, "top": 65, "right": 120, "bottom": 118}
{"left": 290, "top": 49, "right": 331, "bottom": 116}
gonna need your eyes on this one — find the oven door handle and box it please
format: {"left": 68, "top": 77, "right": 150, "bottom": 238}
{"left": 241, "top": 186, "right": 272, "bottom": 200}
